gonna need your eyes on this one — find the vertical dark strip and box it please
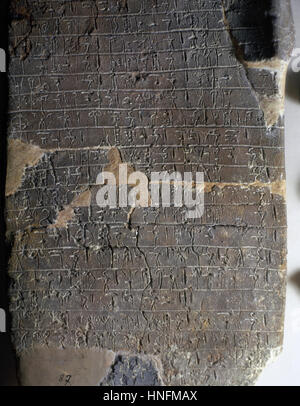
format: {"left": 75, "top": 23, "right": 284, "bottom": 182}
{"left": 0, "top": 0, "right": 18, "bottom": 386}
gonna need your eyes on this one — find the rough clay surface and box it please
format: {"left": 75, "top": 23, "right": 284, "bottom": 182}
{"left": 6, "top": 0, "right": 294, "bottom": 386}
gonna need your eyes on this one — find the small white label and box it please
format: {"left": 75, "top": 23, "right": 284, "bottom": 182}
{"left": 291, "top": 48, "right": 300, "bottom": 73}
{"left": 0, "top": 308, "right": 6, "bottom": 333}
{"left": 0, "top": 48, "right": 5, "bottom": 73}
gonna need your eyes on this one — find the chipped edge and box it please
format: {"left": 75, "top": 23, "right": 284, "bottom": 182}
{"left": 221, "top": 1, "right": 290, "bottom": 129}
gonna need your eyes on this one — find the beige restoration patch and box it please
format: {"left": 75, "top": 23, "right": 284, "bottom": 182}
{"left": 104, "top": 147, "right": 135, "bottom": 184}
{"left": 204, "top": 180, "right": 286, "bottom": 199}
{"left": 49, "top": 189, "right": 92, "bottom": 229}
{"left": 5, "top": 139, "right": 44, "bottom": 197}
{"left": 18, "top": 347, "right": 115, "bottom": 386}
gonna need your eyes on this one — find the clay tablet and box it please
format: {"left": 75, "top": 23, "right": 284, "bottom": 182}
{"left": 6, "top": 0, "right": 294, "bottom": 385}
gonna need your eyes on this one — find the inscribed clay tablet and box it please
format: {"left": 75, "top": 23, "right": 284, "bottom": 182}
{"left": 6, "top": 0, "right": 294, "bottom": 385}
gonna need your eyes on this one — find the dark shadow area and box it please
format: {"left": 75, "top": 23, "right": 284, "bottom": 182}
{"left": 100, "top": 355, "right": 162, "bottom": 386}
{"left": 285, "top": 66, "right": 300, "bottom": 103}
{"left": 223, "top": 0, "right": 294, "bottom": 61}
{"left": 289, "top": 270, "right": 300, "bottom": 292}
{"left": 223, "top": 0, "right": 275, "bottom": 60}
{"left": 0, "top": 0, "right": 18, "bottom": 386}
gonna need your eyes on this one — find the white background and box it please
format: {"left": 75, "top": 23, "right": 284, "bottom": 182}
{"left": 256, "top": 0, "right": 300, "bottom": 386}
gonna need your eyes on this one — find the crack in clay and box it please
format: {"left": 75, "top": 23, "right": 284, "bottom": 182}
{"left": 48, "top": 178, "right": 286, "bottom": 230}
{"left": 6, "top": 139, "right": 44, "bottom": 197}
{"left": 126, "top": 206, "right": 136, "bottom": 229}
{"left": 105, "top": 148, "right": 148, "bottom": 226}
